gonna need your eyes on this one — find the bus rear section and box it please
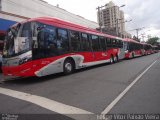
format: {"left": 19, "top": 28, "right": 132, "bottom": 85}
{"left": 143, "top": 43, "right": 153, "bottom": 55}
{"left": 152, "top": 46, "right": 159, "bottom": 53}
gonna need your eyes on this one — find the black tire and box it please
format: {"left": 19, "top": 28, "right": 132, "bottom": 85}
{"left": 63, "top": 59, "right": 74, "bottom": 75}
{"left": 115, "top": 55, "right": 119, "bottom": 62}
{"left": 110, "top": 55, "right": 114, "bottom": 64}
{"left": 132, "top": 53, "right": 134, "bottom": 58}
{"left": 0, "top": 62, "right": 2, "bottom": 73}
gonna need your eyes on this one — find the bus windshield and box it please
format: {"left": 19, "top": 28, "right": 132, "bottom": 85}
{"left": 3, "top": 22, "right": 32, "bottom": 58}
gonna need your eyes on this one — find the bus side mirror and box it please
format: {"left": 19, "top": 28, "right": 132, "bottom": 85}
{"left": 17, "top": 23, "right": 21, "bottom": 28}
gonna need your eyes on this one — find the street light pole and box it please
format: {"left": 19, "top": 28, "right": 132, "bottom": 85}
{"left": 128, "top": 27, "right": 145, "bottom": 41}
{"left": 136, "top": 27, "right": 145, "bottom": 41}
{"left": 116, "top": 19, "right": 132, "bottom": 38}
{"left": 115, "top": 5, "right": 125, "bottom": 36}
{"left": 116, "top": 18, "right": 129, "bottom": 37}
{"left": 116, "top": 18, "right": 121, "bottom": 36}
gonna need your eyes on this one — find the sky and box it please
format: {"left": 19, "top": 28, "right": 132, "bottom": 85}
{"left": 44, "top": 0, "right": 160, "bottom": 40}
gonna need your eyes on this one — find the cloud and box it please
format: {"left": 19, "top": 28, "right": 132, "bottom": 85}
{"left": 113, "top": 0, "right": 160, "bottom": 36}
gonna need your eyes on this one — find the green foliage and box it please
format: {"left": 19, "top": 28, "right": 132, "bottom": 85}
{"left": 147, "top": 37, "right": 159, "bottom": 45}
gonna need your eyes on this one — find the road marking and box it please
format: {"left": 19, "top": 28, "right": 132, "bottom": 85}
{"left": 101, "top": 60, "right": 157, "bottom": 114}
{"left": 0, "top": 87, "right": 94, "bottom": 120}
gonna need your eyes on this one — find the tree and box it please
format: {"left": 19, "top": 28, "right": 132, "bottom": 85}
{"left": 147, "top": 37, "right": 159, "bottom": 45}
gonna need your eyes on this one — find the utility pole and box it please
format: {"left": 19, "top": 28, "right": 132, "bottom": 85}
{"left": 116, "top": 18, "right": 119, "bottom": 36}
{"left": 128, "top": 27, "right": 145, "bottom": 41}
{"left": 116, "top": 5, "right": 125, "bottom": 36}
{"left": 115, "top": 19, "right": 132, "bottom": 37}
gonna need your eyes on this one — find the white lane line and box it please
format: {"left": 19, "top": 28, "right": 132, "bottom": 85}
{"left": 101, "top": 60, "right": 157, "bottom": 114}
{"left": 0, "top": 87, "right": 94, "bottom": 120}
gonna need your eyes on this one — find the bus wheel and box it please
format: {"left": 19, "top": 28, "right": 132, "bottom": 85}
{"left": 63, "top": 59, "right": 74, "bottom": 75}
{"left": 115, "top": 55, "right": 119, "bottom": 62}
{"left": 110, "top": 55, "right": 114, "bottom": 64}
{"left": 132, "top": 53, "right": 135, "bottom": 58}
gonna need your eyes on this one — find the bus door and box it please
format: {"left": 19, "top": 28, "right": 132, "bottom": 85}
{"left": 32, "top": 23, "right": 58, "bottom": 61}
{"left": 80, "top": 33, "right": 94, "bottom": 63}
{"left": 91, "top": 35, "right": 106, "bottom": 61}
{"left": 99, "top": 37, "right": 108, "bottom": 60}
{"left": 118, "top": 40, "right": 125, "bottom": 59}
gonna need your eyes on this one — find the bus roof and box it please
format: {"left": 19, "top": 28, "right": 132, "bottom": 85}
{"left": 124, "top": 38, "right": 143, "bottom": 44}
{"left": 142, "top": 42, "right": 153, "bottom": 46}
{"left": 25, "top": 17, "right": 122, "bottom": 40}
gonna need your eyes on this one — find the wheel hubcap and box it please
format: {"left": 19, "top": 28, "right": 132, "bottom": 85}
{"left": 110, "top": 58, "right": 113, "bottom": 63}
{"left": 65, "top": 63, "right": 72, "bottom": 72}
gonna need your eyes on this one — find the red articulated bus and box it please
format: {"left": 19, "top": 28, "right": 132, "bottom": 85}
{"left": 123, "top": 38, "right": 143, "bottom": 59}
{"left": 152, "top": 45, "right": 159, "bottom": 53}
{"left": 142, "top": 43, "right": 153, "bottom": 55}
{"left": 2, "top": 17, "right": 126, "bottom": 80}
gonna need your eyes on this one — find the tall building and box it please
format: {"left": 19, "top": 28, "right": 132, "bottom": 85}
{"left": 97, "top": 1, "right": 131, "bottom": 38}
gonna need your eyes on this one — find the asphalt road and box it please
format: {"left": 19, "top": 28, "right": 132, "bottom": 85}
{"left": 0, "top": 53, "right": 160, "bottom": 120}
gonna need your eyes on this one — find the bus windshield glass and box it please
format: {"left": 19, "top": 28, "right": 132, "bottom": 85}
{"left": 3, "top": 22, "right": 32, "bottom": 58}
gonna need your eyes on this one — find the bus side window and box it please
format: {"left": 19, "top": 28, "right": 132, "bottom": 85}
{"left": 130, "top": 42, "right": 134, "bottom": 51}
{"left": 57, "top": 29, "right": 69, "bottom": 54}
{"left": 0, "top": 34, "right": 5, "bottom": 52}
{"left": 34, "top": 24, "right": 58, "bottom": 59}
{"left": 106, "top": 38, "right": 111, "bottom": 48}
{"left": 70, "top": 30, "right": 81, "bottom": 52}
{"left": 81, "top": 33, "right": 90, "bottom": 51}
{"left": 99, "top": 37, "right": 106, "bottom": 51}
{"left": 120, "top": 41, "right": 123, "bottom": 48}
{"left": 44, "top": 25, "right": 57, "bottom": 57}
{"left": 117, "top": 40, "right": 122, "bottom": 48}
{"left": 112, "top": 39, "right": 116, "bottom": 48}
{"left": 118, "top": 40, "right": 121, "bottom": 48}
{"left": 123, "top": 42, "right": 128, "bottom": 50}
{"left": 32, "top": 23, "right": 46, "bottom": 59}
{"left": 117, "top": 40, "right": 119, "bottom": 48}
{"left": 91, "top": 35, "right": 101, "bottom": 51}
